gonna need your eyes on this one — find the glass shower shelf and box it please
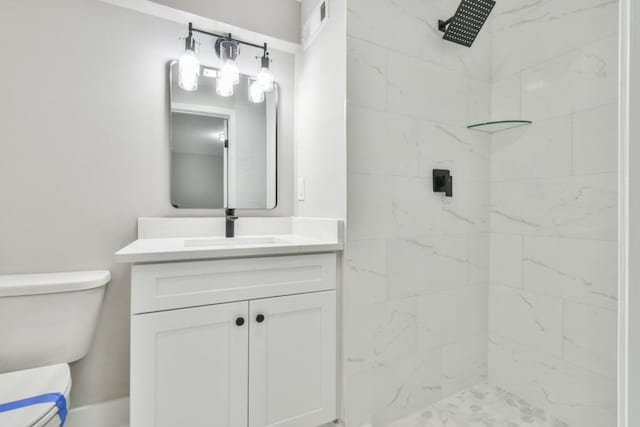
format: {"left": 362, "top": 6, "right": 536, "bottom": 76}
{"left": 467, "top": 120, "right": 532, "bottom": 133}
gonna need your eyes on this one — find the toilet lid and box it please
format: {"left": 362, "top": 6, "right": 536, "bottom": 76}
{"left": 0, "top": 364, "right": 71, "bottom": 426}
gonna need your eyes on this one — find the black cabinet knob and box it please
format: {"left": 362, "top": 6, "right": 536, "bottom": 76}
{"left": 256, "top": 314, "right": 265, "bottom": 323}
{"left": 235, "top": 317, "right": 245, "bottom": 327}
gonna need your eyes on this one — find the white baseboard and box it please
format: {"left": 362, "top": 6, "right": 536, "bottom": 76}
{"left": 65, "top": 397, "right": 129, "bottom": 427}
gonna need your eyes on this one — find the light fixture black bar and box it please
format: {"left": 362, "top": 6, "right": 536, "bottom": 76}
{"left": 188, "top": 22, "right": 268, "bottom": 52}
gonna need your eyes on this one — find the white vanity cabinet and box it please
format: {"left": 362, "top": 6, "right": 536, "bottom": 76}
{"left": 248, "top": 291, "right": 336, "bottom": 427}
{"left": 131, "top": 302, "right": 250, "bottom": 427}
{"left": 129, "top": 253, "right": 338, "bottom": 427}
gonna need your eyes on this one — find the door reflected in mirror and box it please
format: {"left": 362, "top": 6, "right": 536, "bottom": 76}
{"left": 171, "top": 112, "right": 228, "bottom": 209}
{"left": 169, "top": 61, "right": 277, "bottom": 210}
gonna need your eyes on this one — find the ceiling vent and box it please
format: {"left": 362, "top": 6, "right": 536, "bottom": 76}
{"left": 302, "top": 0, "right": 328, "bottom": 50}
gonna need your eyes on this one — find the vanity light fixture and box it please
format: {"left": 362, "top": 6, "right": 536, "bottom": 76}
{"left": 179, "top": 22, "right": 274, "bottom": 103}
{"left": 256, "top": 52, "right": 274, "bottom": 92}
{"left": 178, "top": 33, "right": 200, "bottom": 91}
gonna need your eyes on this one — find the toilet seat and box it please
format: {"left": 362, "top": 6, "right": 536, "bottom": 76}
{"left": 0, "top": 364, "right": 71, "bottom": 427}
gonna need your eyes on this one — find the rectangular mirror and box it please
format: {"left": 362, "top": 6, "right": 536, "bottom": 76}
{"left": 169, "top": 61, "right": 278, "bottom": 210}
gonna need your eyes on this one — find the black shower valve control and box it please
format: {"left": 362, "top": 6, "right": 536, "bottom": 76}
{"left": 433, "top": 169, "right": 453, "bottom": 198}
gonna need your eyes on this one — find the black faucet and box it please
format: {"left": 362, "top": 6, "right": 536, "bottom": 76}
{"left": 225, "top": 208, "right": 239, "bottom": 238}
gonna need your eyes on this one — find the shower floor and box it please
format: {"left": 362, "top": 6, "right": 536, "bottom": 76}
{"left": 386, "top": 382, "right": 568, "bottom": 427}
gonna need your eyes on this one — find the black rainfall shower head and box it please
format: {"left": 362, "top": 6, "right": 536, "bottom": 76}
{"left": 438, "top": 0, "right": 495, "bottom": 48}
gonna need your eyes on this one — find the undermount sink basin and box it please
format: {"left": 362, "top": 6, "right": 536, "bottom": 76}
{"left": 184, "top": 236, "right": 284, "bottom": 248}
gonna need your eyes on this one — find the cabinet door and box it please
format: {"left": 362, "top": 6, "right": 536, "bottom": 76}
{"left": 131, "top": 302, "right": 249, "bottom": 427}
{"left": 249, "top": 291, "right": 337, "bottom": 427}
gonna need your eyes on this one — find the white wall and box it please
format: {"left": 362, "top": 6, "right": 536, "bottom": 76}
{"left": 0, "top": 0, "right": 296, "bottom": 406}
{"left": 344, "top": 0, "right": 492, "bottom": 424}
{"left": 294, "top": 0, "right": 347, "bottom": 220}
{"left": 149, "top": 0, "right": 301, "bottom": 44}
{"left": 487, "top": 1, "right": 619, "bottom": 426}
{"left": 171, "top": 153, "right": 224, "bottom": 208}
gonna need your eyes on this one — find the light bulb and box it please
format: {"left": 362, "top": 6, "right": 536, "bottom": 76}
{"left": 216, "top": 77, "right": 234, "bottom": 97}
{"left": 248, "top": 79, "right": 265, "bottom": 103}
{"left": 218, "top": 40, "right": 240, "bottom": 85}
{"left": 256, "top": 52, "right": 274, "bottom": 92}
{"left": 179, "top": 49, "right": 200, "bottom": 91}
{"left": 256, "top": 67, "right": 274, "bottom": 92}
{"left": 220, "top": 60, "right": 240, "bottom": 85}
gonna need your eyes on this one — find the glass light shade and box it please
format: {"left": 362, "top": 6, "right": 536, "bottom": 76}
{"left": 218, "top": 40, "right": 240, "bottom": 85}
{"left": 216, "top": 77, "right": 234, "bottom": 97}
{"left": 219, "top": 60, "right": 240, "bottom": 85}
{"left": 248, "top": 79, "right": 265, "bottom": 103}
{"left": 256, "top": 67, "right": 274, "bottom": 92}
{"left": 178, "top": 50, "right": 200, "bottom": 91}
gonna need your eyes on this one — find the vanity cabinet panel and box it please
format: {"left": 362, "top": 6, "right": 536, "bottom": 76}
{"left": 248, "top": 291, "right": 337, "bottom": 427}
{"left": 131, "top": 254, "right": 337, "bottom": 314}
{"left": 131, "top": 302, "right": 249, "bottom": 427}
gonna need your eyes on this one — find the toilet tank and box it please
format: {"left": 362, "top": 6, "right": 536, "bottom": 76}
{"left": 0, "top": 271, "right": 110, "bottom": 373}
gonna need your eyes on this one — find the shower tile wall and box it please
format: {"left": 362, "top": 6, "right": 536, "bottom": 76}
{"left": 488, "top": 0, "right": 619, "bottom": 426}
{"left": 345, "top": 0, "right": 492, "bottom": 425}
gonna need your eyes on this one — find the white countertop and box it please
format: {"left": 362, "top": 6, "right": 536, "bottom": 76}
{"left": 115, "top": 217, "right": 344, "bottom": 264}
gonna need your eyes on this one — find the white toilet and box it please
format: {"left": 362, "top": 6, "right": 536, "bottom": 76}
{"left": 0, "top": 271, "right": 110, "bottom": 426}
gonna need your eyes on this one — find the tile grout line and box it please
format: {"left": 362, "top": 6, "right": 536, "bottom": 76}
{"left": 347, "top": 232, "right": 618, "bottom": 244}
{"left": 520, "top": 235, "right": 525, "bottom": 289}
{"left": 490, "top": 331, "right": 616, "bottom": 380}
{"left": 491, "top": 30, "right": 618, "bottom": 78}
{"left": 346, "top": 34, "right": 492, "bottom": 82}
{"left": 562, "top": 297, "right": 566, "bottom": 360}
{"left": 570, "top": 111, "right": 575, "bottom": 176}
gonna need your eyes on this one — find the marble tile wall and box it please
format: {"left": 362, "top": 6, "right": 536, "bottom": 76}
{"left": 345, "top": 0, "right": 618, "bottom": 425}
{"left": 487, "top": 0, "right": 619, "bottom": 426}
{"left": 345, "top": 0, "right": 492, "bottom": 425}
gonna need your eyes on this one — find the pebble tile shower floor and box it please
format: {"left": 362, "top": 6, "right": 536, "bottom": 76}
{"left": 386, "top": 382, "right": 568, "bottom": 427}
